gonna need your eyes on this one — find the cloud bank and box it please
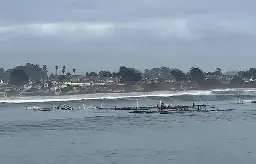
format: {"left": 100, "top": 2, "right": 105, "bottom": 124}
{"left": 0, "top": 0, "right": 256, "bottom": 72}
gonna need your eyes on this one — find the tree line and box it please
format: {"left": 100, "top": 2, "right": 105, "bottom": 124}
{"left": 2, "top": 63, "right": 256, "bottom": 87}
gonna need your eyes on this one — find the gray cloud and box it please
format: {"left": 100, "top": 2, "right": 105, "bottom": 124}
{"left": 0, "top": 0, "right": 256, "bottom": 72}
{"left": 1, "top": 0, "right": 255, "bottom": 23}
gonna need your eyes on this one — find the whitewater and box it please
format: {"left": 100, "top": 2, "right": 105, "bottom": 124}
{"left": 1, "top": 88, "right": 256, "bottom": 104}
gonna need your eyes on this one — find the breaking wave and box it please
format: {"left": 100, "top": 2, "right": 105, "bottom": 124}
{"left": 0, "top": 88, "right": 256, "bottom": 104}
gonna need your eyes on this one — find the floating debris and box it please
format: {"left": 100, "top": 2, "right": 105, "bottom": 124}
{"left": 26, "top": 104, "right": 75, "bottom": 111}
{"left": 26, "top": 106, "right": 41, "bottom": 111}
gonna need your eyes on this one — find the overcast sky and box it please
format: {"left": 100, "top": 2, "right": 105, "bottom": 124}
{"left": 0, "top": 0, "right": 255, "bottom": 73}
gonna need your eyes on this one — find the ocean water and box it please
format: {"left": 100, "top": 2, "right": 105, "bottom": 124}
{"left": 1, "top": 89, "right": 256, "bottom": 164}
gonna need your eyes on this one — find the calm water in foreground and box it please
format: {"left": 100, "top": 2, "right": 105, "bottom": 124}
{"left": 1, "top": 91, "right": 256, "bottom": 164}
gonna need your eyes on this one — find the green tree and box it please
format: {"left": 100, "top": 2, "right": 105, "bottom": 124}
{"left": 112, "top": 72, "right": 119, "bottom": 77}
{"left": 3, "top": 69, "right": 11, "bottom": 83}
{"left": 89, "top": 72, "right": 98, "bottom": 77}
{"left": 238, "top": 68, "right": 256, "bottom": 79}
{"left": 73, "top": 69, "right": 76, "bottom": 75}
{"left": 66, "top": 72, "right": 72, "bottom": 81}
{"left": 143, "top": 68, "right": 161, "bottom": 79}
{"left": 160, "top": 66, "right": 171, "bottom": 79}
{"left": 66, "top": 72, "right": 71, "bottom": 76}
{"left": 23, "top": 63, "right": 43, "bottom": 82}
{"left": 119, "top": 66, "right": 142, "bottom": 82}
{"left": 9, "top": 68, "right": 29, "bottom": 86}
{"left": 43, "top": 65, "right": 47, "bottom": 73}
{"left": 62, "top": 66, "right": 66, "bottom": 75}
{"left": 189, "top": 67, "right": 205, "bottom": 85}
{"left": 170, "top": 69, "right": 186, "bottom": 81}
{"left": 0, "top": 68, "right": 5, "bottom": 79}
{"left": 99, "top": 71, "right": 112, "bottom": 77}
{"left": 42, "top": 65, "right": 48, "bottom": 80}
{"left": 248, "top": 68, "right": 256, "bottom": 78}
{"left": 215, "top": 68, "right": 222, "bottom": 76}
{"left": 55, "top": 66, "right": 58, "bottom": 75}
{"left": 49, "top": 73, "right": 55, "bottom": 80}
{"left": 230, "top": 75, "right": 243, "bottom": 84}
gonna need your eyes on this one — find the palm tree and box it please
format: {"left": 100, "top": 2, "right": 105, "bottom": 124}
{"left": 55, "top": 66, "right": 58, "bottom": 75}
{"left": 73, "top": 69, "right": 76, "bottom": 75}
{"left": 43, "top": 65, "right": 47, "bottom": 73}
{"left": 42, "top": 65, "right": 48, "bottom": 80}
{"left": 62, "top": 66, "right": 66, "bottom": 75}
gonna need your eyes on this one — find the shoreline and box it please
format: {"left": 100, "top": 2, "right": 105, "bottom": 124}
{"left": 1, "top": 87, "right": 256, "bottom": 99}
{"left": 2, "top": 82, "right": 256, "bottom": 98}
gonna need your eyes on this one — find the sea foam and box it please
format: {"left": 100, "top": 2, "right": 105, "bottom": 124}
{"left": 0, "top": 89, "right": 255, "bottom": 104}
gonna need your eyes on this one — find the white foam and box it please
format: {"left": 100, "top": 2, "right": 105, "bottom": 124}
{"left": 2, "top": 88, "right": 256, "bottom": 104}
{"left": 0, "top": 90, "right": 214, "bottom": 104}
{"left": 212, "top": 88, "right": 256, "bottom": 92}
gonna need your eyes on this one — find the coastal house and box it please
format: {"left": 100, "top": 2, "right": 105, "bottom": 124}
{"left": 79, "top": 76, "right": 92, "bottom": 83}
{"left": 221, "top": 73, "right": 236, "bottom": 84}
{"left": 205, "top": 74, "right": 223, "bottom": 81}
{"left": 224, "top": 71, "right": 238, "bottom": 76}
{"left": 44, "top": 83, "right": 49, "bottom": 88}
{"left": 141, "top": 78, "right": 154, "bottom": 84}
{"left": 55, "top": 75, "right": 70, "bottom": 82}
{"left": 63, "top": 82, "right": 91, "bottom": 87}
{"left": 244, "top": 78, "right": 256, "bottom": 83}
{"left": 141, "top": 77, "right": 173, "bottom": 84}
{"left": 70, "top": 75, "right": 84, "bottom": 83}
{"left": 154, "top": 77, "right": 165, "bottom": 83}
{"left": 220, "top": 75, "right": 233, "bottom": 84}
{"left": 0, "top": 80, "right": 8, "bottom": 86}
{"left": 79, "top": 76, "right": 120, "bottom": 85}
{"left": 23, "top": 83, "right": 32, "bottom": 91}
{"left": 102, "top": 77, "right": 120, "bottom": 85}
{"left": 93, "top": 82, "right": 106, "bottom": 86}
